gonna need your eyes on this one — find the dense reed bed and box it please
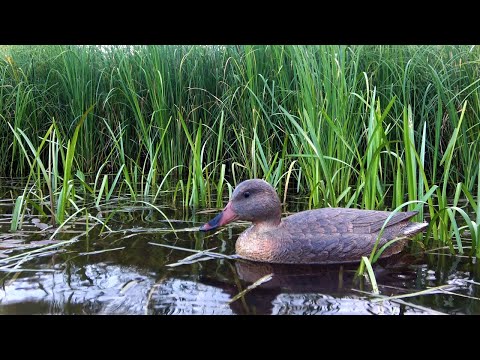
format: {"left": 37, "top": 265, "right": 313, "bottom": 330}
{"left": 0, "top": 45, "right": 479, "bottom": 257}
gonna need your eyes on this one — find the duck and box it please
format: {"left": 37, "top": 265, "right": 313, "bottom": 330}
{"left": 199, "top": 179, "right": 428, "bottom": 264}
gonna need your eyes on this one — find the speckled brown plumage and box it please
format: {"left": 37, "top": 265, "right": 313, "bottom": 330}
{"left": 200, "top": 179, "right": 429, "bottom": 264}
{"left": 236, "top": 208, "right": 423, "bottom": 264}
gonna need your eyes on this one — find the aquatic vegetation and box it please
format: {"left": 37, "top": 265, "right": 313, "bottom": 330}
{"left": 0, "top": 45, "right": 479, "bottom": 258}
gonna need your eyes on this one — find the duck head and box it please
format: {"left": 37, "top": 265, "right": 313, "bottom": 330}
{"left": 199, "top": 179, "right": 282, "bottom": 231}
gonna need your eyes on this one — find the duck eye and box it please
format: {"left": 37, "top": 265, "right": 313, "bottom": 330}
{"left": 243, "top": 191, "right": 250, "bottom": 198}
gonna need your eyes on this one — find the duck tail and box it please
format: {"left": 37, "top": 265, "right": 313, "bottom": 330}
{"left": 402, "top": 222, "right": 429, "bottom": 237}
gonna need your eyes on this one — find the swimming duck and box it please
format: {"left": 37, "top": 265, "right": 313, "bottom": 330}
{"left": 199, "top": 179, "right": 428, "bottom": 264}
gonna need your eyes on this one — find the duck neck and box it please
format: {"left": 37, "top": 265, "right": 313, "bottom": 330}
{"left": 252, "top": 211, "right": 281, "bottom": 228}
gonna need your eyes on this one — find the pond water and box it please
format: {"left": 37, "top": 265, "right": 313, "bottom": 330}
{"left": 0, "top": 197, "right": 479, "bottom": 315}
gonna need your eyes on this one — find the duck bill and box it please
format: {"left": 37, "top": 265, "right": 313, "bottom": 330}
{"left": 199, "top": 201, "right": 238, "bottom": 231}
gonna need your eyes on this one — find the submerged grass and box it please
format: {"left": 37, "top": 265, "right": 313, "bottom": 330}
{"left": 1, "top": 45, "right": 480, "bottom": 258}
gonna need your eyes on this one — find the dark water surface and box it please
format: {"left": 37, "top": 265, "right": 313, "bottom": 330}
{"left": 1, "top": 199, "right": 479, "bottom": 315}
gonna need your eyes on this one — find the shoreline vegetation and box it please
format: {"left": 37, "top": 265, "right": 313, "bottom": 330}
{"left": 0, "top": 45, "right": 479, "bottom": 258}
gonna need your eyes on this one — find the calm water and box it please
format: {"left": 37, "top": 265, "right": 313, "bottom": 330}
{"left": 0, "top": 198, "right": 479, "bottom": 315}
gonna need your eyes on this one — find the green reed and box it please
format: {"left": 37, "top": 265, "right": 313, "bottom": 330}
{"left": 1, "top": 45, "right": 480, "bottom": 256}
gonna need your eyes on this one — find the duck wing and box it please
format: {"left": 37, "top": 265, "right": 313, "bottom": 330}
{"left": 348, "top": 209, "right": 419, "bottom": 233}
{"left": 285, "top": 208, "right": 419, "bottom": 235}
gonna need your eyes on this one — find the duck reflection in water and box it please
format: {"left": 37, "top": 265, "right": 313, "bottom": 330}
{"left": 150, "top": 254, "right": 422, "bottom": 315}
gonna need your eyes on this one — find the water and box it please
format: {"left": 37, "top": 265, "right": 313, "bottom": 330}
{"left": 1, "top": 200, "right": 479, "bottom": 315}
